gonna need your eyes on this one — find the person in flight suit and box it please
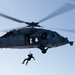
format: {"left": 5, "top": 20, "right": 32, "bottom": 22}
{"left": 22, "top": 52, "right": 35, "bottom": 65}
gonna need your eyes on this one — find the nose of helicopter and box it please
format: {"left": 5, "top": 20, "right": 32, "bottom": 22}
{"left": 61, "top": 37, "right": 74, "bottom": 46}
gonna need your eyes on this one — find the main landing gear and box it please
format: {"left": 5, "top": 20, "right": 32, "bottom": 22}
{"left": 69, "top": 41, "right": 73, "bottom": 46}
{"left": 38, "top": 45, "right": 48, "bottom": 54}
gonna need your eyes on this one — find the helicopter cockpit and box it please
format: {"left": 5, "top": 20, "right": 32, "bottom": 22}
{"left": 52, "top": 31, "right": 61, "bottom": 38}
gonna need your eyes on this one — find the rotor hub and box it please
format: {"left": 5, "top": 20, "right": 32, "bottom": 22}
{"left": 27, "top": 22, "right": 40, "bottom": 27}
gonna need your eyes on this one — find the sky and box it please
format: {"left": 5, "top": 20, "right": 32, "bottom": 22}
{"left": 0, "top": 0, "right": 75, "bottom": 75}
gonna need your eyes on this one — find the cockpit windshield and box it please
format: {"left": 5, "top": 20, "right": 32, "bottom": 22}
{"left": 52, "top": 31, "right": 60, "bottom": 37}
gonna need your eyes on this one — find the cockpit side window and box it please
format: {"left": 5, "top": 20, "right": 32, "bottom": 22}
{"left": 52, "top": 32, "right": 59, "bottom": 37}
{"left": 42, "top": 32, "right": 48, "bottom": 39}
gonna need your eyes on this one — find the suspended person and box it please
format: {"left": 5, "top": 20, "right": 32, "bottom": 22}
{"left": 22, "top": 52, "right": 35, "bottom": 65}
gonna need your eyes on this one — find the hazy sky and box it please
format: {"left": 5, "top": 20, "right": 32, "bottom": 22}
{"left": 0, "top": 0, "right": 75, "bottom": 75}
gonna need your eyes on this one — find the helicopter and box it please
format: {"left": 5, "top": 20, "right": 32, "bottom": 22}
{"left": 0, "top": 3, "right": 75, "bottom": 54}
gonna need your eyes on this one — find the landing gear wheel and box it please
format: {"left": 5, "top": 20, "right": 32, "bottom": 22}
{"left": 38, "top": 45, "right": 48, "bottom": 54}
{"left": 41, "top": 50, "right": 47, "bottom": 54}
{"left": 69, "top": 41, "right": 73, "bottom": 46}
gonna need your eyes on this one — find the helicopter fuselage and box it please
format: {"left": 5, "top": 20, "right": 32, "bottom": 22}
{"left": 0, "top": 27, "right": 73, "bottom": 54}
{"left": 0, "top": 3, "right": 75, "bottom": 54}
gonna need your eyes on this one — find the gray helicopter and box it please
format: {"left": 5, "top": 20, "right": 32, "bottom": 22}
{"left": 0, "top": 3, "right": 75, "bottom": 54}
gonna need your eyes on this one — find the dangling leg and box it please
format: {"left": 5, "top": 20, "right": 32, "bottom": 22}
{"left": 22, "top": 58, "right": 27, "bottom": 64}
{"left": 26, "top": 60, "right": 29, "bottom": 66}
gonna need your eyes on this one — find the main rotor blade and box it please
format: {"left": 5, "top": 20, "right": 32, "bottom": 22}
{"left": 51, "top": 28, "right": 75, "bottom": 33}
{"left": 38, "top": 3, "right": 75, "bottom": 23}
{"left": 0, "top": 26, "right": 27, "bottom": 32}
{"left": 0, "top": 13, "right": 28, "bottom": 24}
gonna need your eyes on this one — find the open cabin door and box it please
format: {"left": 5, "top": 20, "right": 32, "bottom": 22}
{"left": 25, "top": 35, "right": 39, "bottom": 45}
{"left": 25, "top": 35, "right": 30, "bottom": 45}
